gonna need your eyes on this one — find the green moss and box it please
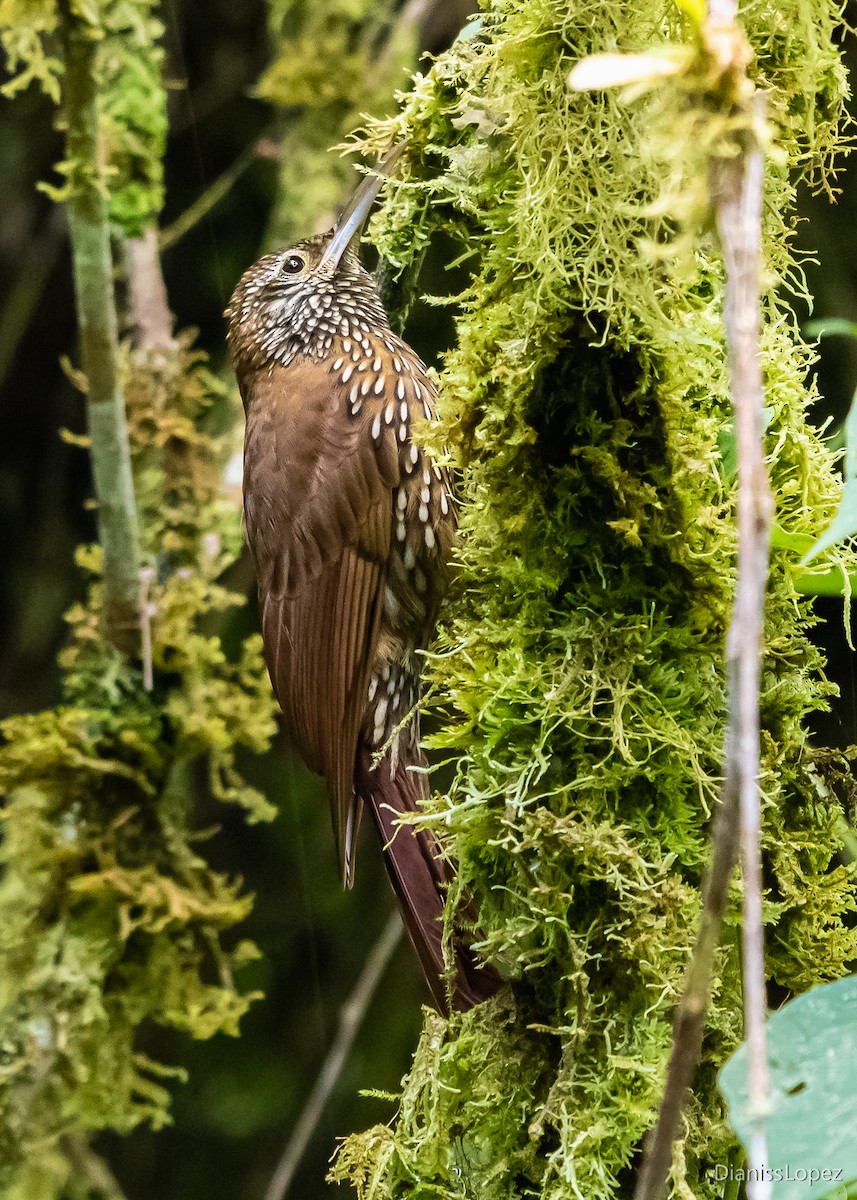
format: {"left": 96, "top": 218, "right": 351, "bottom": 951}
{"left": 332, "top": 2, "right": 856, "bottom": 1197}
{"left": 0, "top": 0, "right": 166, "bottom": 235}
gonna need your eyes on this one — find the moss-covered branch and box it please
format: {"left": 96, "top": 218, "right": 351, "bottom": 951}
{"left": 61, "top": 3, "right": 141, "bottom": 653}
{"left": 329, "top": 2, "right": 856, "bottom": 1197}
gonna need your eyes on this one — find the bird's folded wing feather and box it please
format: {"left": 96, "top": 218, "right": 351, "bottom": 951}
{"left": 243, "top": 359, "right": 400, "bottom": 880}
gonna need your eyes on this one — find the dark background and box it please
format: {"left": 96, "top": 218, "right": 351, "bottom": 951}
{"left": 0, "top": 3, "right": 855, "bottom": 1198}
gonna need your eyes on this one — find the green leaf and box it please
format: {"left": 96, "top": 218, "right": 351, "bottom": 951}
{"left": 719, "top": 975, "right": 857, "bottom": 1200}
{"left": 802, "top": 387, "right": 857, "bottom": 563}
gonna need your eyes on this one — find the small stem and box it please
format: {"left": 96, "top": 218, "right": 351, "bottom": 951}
{"left": 715, "top": 98, "right": 773, "bottom": 1200}
{"left": 634, "top": 74, "right": 772, "bottom": 1200}
{"left": 263, "top": 915, "right": 403, "bottom": 1200}
{"left": 61, "top": 1133, "right": 129, "bottom": 1200}
{"left": 61, "top": 6, "right": 141, "bottom": 655}
{"left": 158, "top": 141, "right": 262, "bottom": 252}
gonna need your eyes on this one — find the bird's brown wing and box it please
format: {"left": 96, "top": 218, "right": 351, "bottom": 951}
{"left": 242, "top": 359, "right": 400, "bottom": 883}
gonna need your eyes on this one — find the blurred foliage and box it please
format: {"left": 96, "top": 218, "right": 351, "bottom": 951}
{"left": 1, "top": 0, "right": 167, "bottom": 235}
{"left": 0, "top": 2, "right": 278, "bottom": 1193}
{"left": 259, "top": 0, "right": 420, "bottom": 248}
{"left": 328, "top": 1, "right": 857, "bottom": 1197}
{"left": 0, "top": 327, "right": 278, "bottom": 1191}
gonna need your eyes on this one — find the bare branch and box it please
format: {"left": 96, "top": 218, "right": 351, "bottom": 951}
{"left": 714, "top": 93, "right": 773, "bottom": 1200}
{"left": 263, "top": 915, "right": 403, "bottom": 1200}
{"left": 126, "top": 229, "right": 175, "bottom": 352}
{"left": 634, "top": 51, "right": 773, "bottom": 1200}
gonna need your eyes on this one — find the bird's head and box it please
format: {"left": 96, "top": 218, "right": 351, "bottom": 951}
{"left": 225, "top": 150, "right": 401, "bottom": 374}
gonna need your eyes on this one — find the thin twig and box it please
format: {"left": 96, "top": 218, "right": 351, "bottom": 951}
{"left": 262, "top": 914, "right": 403, "bottom": 1200}
{"left": 634, "top": 37, "right": 772, "bottom": 1200}
{"left": 714, "top": 93, "right": 773, "bottom": 1200}
{"left": 60, "top": 4, "right": 141, "bottom": 654}
{"left": 159, "top": 140, "right": 264, "bottom": 252}
{"left": 634, "top": 773, "right": 741, "bottom": 1200}
{"left": 0, "top": 208, "right": 65, "bottom": 392}
{"left": 61, "top": 1133, "right": 130, "bottom": 1200}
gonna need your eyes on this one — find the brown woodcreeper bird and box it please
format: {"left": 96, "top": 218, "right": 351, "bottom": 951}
{"left": 225, "top": 156, "right": 498, "bottom": 1013}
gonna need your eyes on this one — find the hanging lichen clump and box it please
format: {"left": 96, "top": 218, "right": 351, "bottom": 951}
{"left": 331, "top": 1, "right": 854, "bottom": 1197}
{"left": 0, "top": 3, "right": 277, "bottom": 1193}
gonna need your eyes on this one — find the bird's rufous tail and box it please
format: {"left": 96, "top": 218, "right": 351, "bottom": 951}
{"left": 358, "top": 746, "right": 500, "bottom": 1015}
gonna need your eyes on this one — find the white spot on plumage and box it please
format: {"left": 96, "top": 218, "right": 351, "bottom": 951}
{"left": 400, "top": 401, "right": 408, "bottom": 422}
{"left": 424, "top": 525, "right": 436, "bottom": 550}
{"left": 385, "top": 402, "right": 395, "bottom": 424}
{"left": 419, "top": 502, "right": 429, "bottom": 523}
{"left": 397, "top": 487, "right": 408, "bottom": 512}
{"left": 371, "top": 414, "right": 381, "bottom": 440}
{"left": 393, "top": 356, "right": 402, "bottom": 373}
{"left": 375, "top": 374, "right": 385, "bottom": 395}
{"left": 398, "top": 424, "right": 407, "bottom": 442}
{"left": 404, "top": 544, "right": 415, "bottom": 570}
{"left": 420, "top": 485, "right": 430, "bottom": 503}
{"left": 368, "top": 677, "right": 378, "bottom": 701}
{"left": 349, "top": 383, "right": 359, "bottom": 405}
{"left": 333, "top": 357, "right": 344, "bottom": 371}
{"left": 409, "top": 444, "right": 419, "bottom": 465}
{"left": 413, "top": 380, "right": 422, "bottom": 401}
{"left": 361, "top": 377, "right": 372, "bottom": 396}
{"left": 440, "top": 491, "right": 449, "bottom": 515}
{"left": 343, "top": 339, "right": 352, "bottom": 352}
{"left": 423, "top": 402, "right": 432, "bottom": 419}
{"left": 373, "top": 356, "right": 382, "bottom": 372}
{"left": 342, "top": 364, "right": 354, "bottom": 383}
{"left": 396, "top": 377, "right": 405, "bottom": 400}
{"left": 397, "top": 521, "right": 406, "bottom": 542}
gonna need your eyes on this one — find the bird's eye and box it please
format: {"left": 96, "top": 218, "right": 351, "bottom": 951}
{"left": 282, "top": 254, "right": 305, "bottom": 274}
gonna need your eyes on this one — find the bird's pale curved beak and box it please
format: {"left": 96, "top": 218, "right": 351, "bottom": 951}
{"left": 319, "top": 142, "right": 405, "bottom": 272}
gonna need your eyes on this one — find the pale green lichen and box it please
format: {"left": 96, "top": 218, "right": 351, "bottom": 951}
{"left": 330, "top": 2, "right": 856, "bottom": 1197}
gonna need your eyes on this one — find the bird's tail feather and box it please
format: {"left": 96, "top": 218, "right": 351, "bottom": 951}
{"left": 358, "top": 746, "right": 500, "bottom": 1015}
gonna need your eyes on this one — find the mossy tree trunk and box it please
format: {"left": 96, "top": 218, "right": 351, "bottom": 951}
{"left": 329, "top": 2, "right": 855, "bottom": 1197}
